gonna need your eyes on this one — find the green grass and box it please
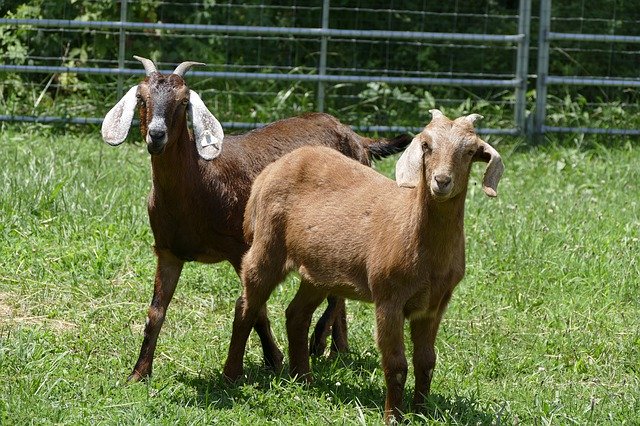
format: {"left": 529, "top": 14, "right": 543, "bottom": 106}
{"left": 1, "top": 124, "right": 638, "bottom": 424}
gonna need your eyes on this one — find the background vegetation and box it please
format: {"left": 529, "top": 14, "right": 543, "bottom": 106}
{"left": 1, "top": 0, "right": 640, "bottom": 131}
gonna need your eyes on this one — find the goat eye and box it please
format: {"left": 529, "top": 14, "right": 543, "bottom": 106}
{"left": 467, "top": 149, "right": 476, "bottom": 156}
{"left": 182, "top": 99, "right": 189, "bottom": 106}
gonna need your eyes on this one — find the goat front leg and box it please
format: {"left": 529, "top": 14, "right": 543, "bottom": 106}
{"left": 410, "top": 291, "right": 451, "bottom": 410}
{"left": 309, "top": 296, "right": 349, "bottom": 356}
{"left": 128, "top": 249, "right": 183, "bottom": 382}
{"left": 375, "top": 303, "right": 407, "bottom": 423}
{"left": 286, "top": 281, "right": 327, "bottom": 381}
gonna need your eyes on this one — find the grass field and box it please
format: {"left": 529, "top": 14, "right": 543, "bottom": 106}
{"left": 1, "top": 124, "right": 638, "bottom": 424}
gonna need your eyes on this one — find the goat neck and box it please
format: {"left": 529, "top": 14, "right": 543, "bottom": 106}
{"left": 414, "top": 164, "right": 468, "bottom": 267}
{"left": 149, "top": 113, "right": 198, "bottom": 193}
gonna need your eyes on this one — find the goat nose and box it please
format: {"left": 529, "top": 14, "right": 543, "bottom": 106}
{"left": 434, "top": 174, "right": 452, "bottom": 186}
{"left": 149, "top": 129, "right": 166, "bottom": 142}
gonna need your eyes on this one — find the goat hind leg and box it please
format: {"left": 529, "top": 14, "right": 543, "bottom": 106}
{"left": 329, "top": 297, "right": 349, "bottom": 355}
{"left": 223, "top": 256, "right": 282, "bottom": 381}
{"left": 286, "top": 281, "right": 327, "bottom": 381}
{"left": 128, "top": 249, "right": 184, "bottom": 383}
{"left": 309, "top": 296, "right": 346, "bottom": 356}
{"left": 254, "top": 305, "right": 284, "bottom": 372}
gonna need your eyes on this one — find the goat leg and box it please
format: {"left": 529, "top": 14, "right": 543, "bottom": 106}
{"left": 409, "top": 315, "right": 440, "bottom": 411}
{"left": 375, "top": 303, "right": 408, "bottom": 424}
{"left": 253, "top": 305, "right": 284, "bottom": 372}
{"left": 128, "top": 249, "right": 183, "bottom": 382}
{"left": 411, "top": 291, "right": 452, "bottom": 410}
{"left": 224, "top": 256, "right": 284, "bottom": 381}
{"left": 286, "top": 281, "right": 327, "bottom": 381}
{"left": 222, "top": 296, "right": 255, "bottom": 381}
{"left": 309, "top": 296, "right": 348, "bottom": 356}
{"left": 329, "top": 297, "right": 349, "bottom": 355}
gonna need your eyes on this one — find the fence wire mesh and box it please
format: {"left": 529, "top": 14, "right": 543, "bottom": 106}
{"left": 1, "top": 1, "right": 639, "bottom": 137}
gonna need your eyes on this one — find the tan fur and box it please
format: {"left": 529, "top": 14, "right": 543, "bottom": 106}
{"left": 109, "top": 68, "right": 412, "bottom": 383}
{"left": 224, "top": 111, "right": 503, "bottom": 423}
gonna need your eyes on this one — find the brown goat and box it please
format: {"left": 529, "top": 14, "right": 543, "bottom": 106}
{"left": 101, "top": 56, "right": 411, "bottom": 382}
{"left": 223, "top": 110, "right": 503, "bottom": 423}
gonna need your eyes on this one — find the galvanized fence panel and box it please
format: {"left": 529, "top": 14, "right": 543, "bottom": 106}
{"left": 0, "top": 1, "right": 529, "bottom": 136}
{"left": 8, "top": 0, "right": 640, "bottom": 138}
{"left": 533, "top": 0, "right": 640, "bottom": 138}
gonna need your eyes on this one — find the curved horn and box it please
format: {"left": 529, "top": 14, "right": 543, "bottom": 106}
{"left": 173, "top": 61, "right": 206, "bottom": 77}
{"left": 465, "top": 113, "right": 484, "bottom": 125}
{"left": 133, "top": 55, "right": 158, "bottom": 76}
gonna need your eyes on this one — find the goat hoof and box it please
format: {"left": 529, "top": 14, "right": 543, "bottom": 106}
{"left": 264, "top": 349, "right": 284, "bottom": 373}
{"left": 126, "top": 370, "right": 148, "bottom": 384}
{"left": 222, "top": 366, "right": 243, "bottom": 383}
{"left": 309, "top": 336, "right": 327, "bottom": 357}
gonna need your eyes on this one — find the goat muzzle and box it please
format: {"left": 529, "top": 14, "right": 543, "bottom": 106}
{"left": 431, "top": 174, "right": 454, "bottom": 199}
{"left": 146, "top": 129, "right": 168, "bottom": 155}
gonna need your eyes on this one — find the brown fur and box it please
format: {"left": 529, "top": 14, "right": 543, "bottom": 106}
{"left": 126, "top": 72, "right": 412, "bottom": 382}
{"left": 223, "top": 112, "right": 503, "bottom": 423}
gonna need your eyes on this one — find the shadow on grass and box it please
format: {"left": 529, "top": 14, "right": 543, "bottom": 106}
{"left": 173, "top": 351, "right": 494, "bottom": 423}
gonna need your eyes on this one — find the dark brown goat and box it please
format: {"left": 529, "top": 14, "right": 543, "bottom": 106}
{"left": 101, "top": 56, "right": 411, "bottom": 382}
{"left": 223, "top": 110, "right": 503, "bottom": 423}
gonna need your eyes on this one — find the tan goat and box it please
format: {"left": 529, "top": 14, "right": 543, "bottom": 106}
{"left": 223, "top": 110, "right": 503, "bottom": 422}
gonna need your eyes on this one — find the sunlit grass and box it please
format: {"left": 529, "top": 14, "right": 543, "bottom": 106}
{"left": 1, "top": 124, "right": 638, "bottom": 424}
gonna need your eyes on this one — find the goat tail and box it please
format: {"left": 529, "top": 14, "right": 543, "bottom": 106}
{"left": 365, "top": 133, "right": 413, "bottom": 160}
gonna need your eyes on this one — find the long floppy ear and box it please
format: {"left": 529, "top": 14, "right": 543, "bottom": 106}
{"left": 101, "top": 85, "right": 138, "bottom": 146}
{"left": 473, "top": 140, "right": 504, "bottom": 197}
{"left": 188, "top": 90, "right": 224, "bottom": 160}
{"left": 396, "top": 135, "right": 426, "bottom": 188}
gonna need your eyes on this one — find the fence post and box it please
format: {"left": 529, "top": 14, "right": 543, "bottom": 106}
{"left": 534, "top": 0, "right": 551, "bottom": 141}
{"left": 317, "top": 0, "right": 330, "bottom": 112}
{"left": 117, "top": 0, "right": 128, "bottom": 99}
{"left": 514, "top": 0, "right": 531, "bottom": 137}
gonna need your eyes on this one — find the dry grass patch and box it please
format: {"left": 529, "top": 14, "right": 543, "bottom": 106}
{"left": 0, "top": 291, "right": 76, "bottom": 332}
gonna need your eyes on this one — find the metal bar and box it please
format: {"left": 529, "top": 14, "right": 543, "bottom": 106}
{"left": 546, "top": 76, "right": 640, "bottom": 87}
{"left": 0, "top": 65, "right": 519, "bottom": 87}
{"left": 117, "top": 0, "right": 128, "bottom": 99}
{"left": 0, "top": 18, "right": 524, "bottom": 43}
{"left": 533, "top": 0, "right": 551, "bottom": 139}
{"left": 317, "top": 0, "right": 330, "bottom": 112}
{"left": 0, "top": 115, "right": 103, "bottom": 124}
{"left": 514, "top": 0, "right": 531, "bottom": 136}
{"left": 549, "top": 32, "right": 640, "bottom": 43}
{"left": 0, "top": 114, "right": 518, "bottom": 135}
{"left": 543, "top": 126, "right": 640, "bottom": 135}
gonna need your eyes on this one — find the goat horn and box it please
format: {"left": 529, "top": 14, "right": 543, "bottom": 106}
{"left": 133, "top": 55, "right": 158, "bottom": 76}
{"left": 173, "top": 61, "right": 206, "bottom": 77}
{"left": 465, "top": 113, "right": 484, "bottom": 124}
{"left": 429, "top": 109, "right": 445, "bottom": 120}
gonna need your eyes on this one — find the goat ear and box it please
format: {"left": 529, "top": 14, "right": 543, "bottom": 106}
{"left": 101, "top": 85, "right": 138, "bottom": 146}
{"left": 395, "top": 135, "right": 424, "bottom": 188}
{"left": 188, "top": 90, "right": 224, "bottom": 160}
{"left": 473, "top": 140, "right": 504, "bottom": 197}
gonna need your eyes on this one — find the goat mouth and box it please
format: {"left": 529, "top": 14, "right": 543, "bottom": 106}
{"left": 147, "top": 143, "right": 166, "bottom": 155}
{"left": 430, "top": 188, "right": 453, "bottom": 200}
